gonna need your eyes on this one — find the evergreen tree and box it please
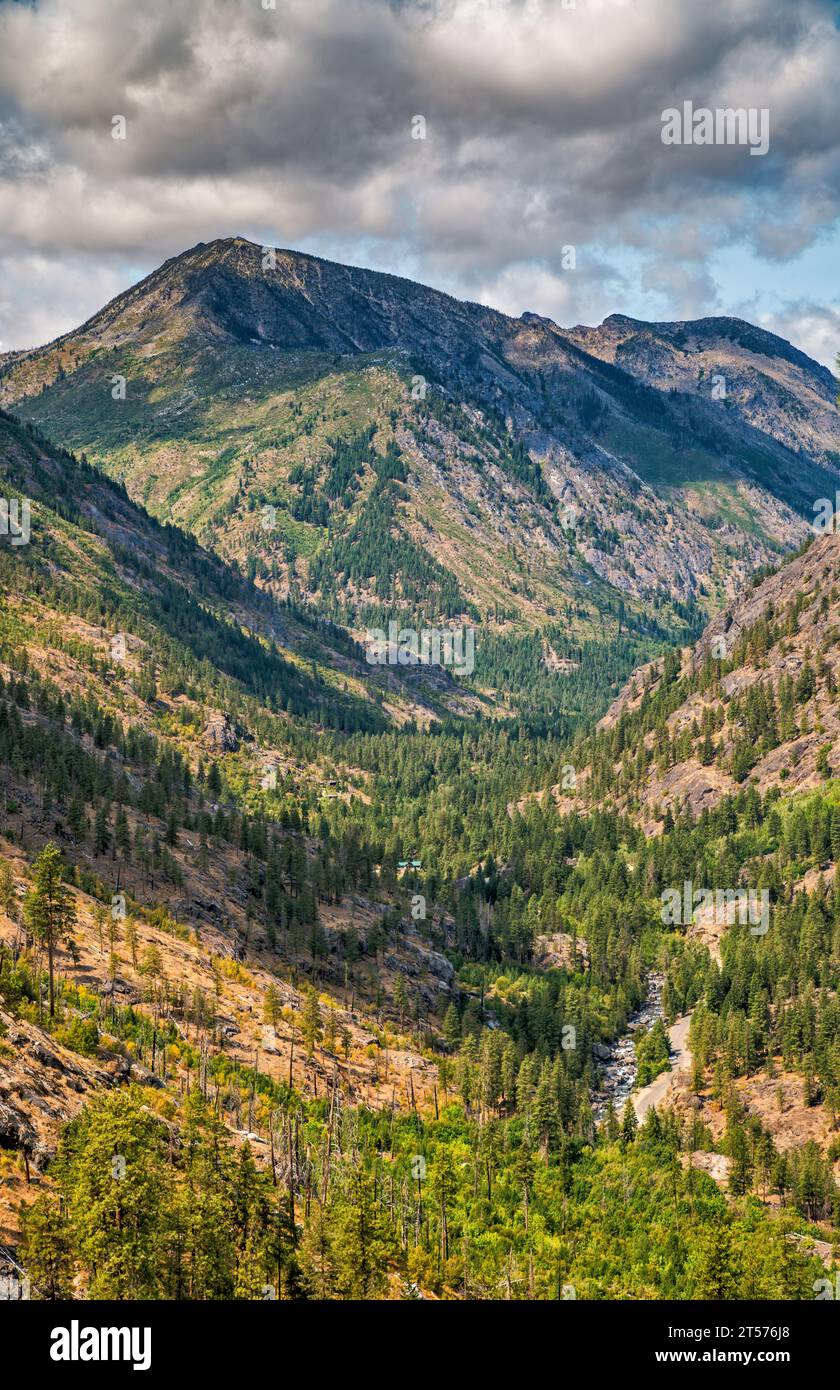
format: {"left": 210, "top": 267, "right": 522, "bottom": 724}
{"left": 24, "top": 843, "right": 78, "bottom": 1018}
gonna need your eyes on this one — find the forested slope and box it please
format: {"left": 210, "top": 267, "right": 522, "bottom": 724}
{"left": 1, "top": 411, "right": 839, "bottom": 1298}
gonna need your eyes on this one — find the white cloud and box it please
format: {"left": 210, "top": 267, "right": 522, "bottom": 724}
{"left": 0, "top": 252, "right": 135, "bottom": 353}
{"left": 756, "top": 302, "right": 840, "bottom": 372}
{"left": 0, "top": 0, "right": 838, "bottom": 352}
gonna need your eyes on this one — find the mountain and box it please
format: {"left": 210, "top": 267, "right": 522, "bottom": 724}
{"left": 557, "top": 532, "right": 840, "bottom": 831}
{"left": 567, "top": 312, "right": 840, "bottom": 467}
{"left": 2, "top": 250, "right": 840, "bottom": 1304}
{"left": 2, "top": 239, "right": 838, "bottom": 701}
{"left": 0, "top": 407, "right": 461, "bottom": 1243}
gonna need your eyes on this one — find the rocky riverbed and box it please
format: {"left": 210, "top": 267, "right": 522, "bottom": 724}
{"left": 591, "top": 972, "right": 664, "bottom": 1121}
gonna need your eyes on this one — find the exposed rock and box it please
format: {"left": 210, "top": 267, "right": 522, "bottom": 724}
{"left": 204, "top": 711, "right": 239, "bottom": 752}
{"left": 0, "top": 1101, "right": 37, "bottom": 1156}
{"left": 109, "top": 1055, "right": 133, "bottom": 1083}
{"left": 101, "top": 976, "right": 136, "bottom": 998}
{"left": 31, "top": 1141, "right": 55, "bottom": 1172}
{"left": 132, "top": 1065, "right": 165, "bottom": 1090}
{"left": 30, "top": 1043, "right": 62, "bottom": 1070}
{"left": 684, "top": 1151, "right": 732, "bottom": 1188}
{"left": 407, "top": 943, "right": 455, "bottom": 988}
{"left": 533, "top": 932, "right": 588, "bottom": 971}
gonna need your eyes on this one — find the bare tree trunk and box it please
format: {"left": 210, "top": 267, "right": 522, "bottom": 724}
{"left": 47, "top": 941, "right": 55, "bottom": 1018}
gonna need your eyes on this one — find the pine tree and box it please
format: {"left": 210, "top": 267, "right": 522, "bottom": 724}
{"left": 620, "top": 1099, "right": 638, "bottom": 1146}
{"left": 690, "top": 1224, "right": 740, "bottom": 1299}
{"left": 19, "top": 1196, "right": 76, "bottom": 1299}
{"left": 60, "top": 1092, "right": 170, "bottom": 1298}
{"left": 115, "top": 806, "right": 131, "bottom": 859}
{"left": 93, "top": 802, "right": 112, "bottom": 854}
{"left": 301, "top": 986, "right": 322, "bottom": 1057}
{"left": 442, "top": 1002, "right": 461, "bottom": 1051}
{"left": 125, "top": 916, "right": 139, "bottom": 970}
{"left": 429, "top": 1146, "right": 459, "bottom": 1266}
{"left": 24, "top": 842, "right": 78, "bottom": 1018}
{"left": 602, "top": 1098, "right": 620, "bottom": 1144}
{"left": 727, "top": 1119, "right": 753, "bottom": 1196}
{"left": 324, "top": 1004, "right": 338, "bottom": 1055}
{"left": 328, "top": 1162, "right": 387, "bottom": 1300}
{"left": 263, "top": 982, "right": 282, "bottom": 1028}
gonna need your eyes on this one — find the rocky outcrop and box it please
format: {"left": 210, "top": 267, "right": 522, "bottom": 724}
{"left": 204, "top": 711, "right": 239, "bottom": 752}
{"left": 0, "top": 1101, "right": 37, "bottom": 1159}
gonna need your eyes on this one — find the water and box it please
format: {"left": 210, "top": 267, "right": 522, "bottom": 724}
{"left": 591, "top": 972, "right": 664, "bottom": 1121}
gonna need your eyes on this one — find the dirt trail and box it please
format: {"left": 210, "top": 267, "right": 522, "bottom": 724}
{"left": 633, "top": 1013, "right": 693, "bottom": 1122}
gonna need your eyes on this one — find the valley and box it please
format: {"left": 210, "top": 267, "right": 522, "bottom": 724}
{"left": 0, "top": 244, "right": 839, "bottom": 1302}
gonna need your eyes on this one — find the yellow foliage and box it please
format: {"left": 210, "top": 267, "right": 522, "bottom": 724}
{"left": 213, "top": 955, "right": 255, "bottom": 986}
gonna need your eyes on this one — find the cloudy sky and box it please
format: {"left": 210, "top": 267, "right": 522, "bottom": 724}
{"left": 0, "top": 0, "right": 839, "bottom": 366}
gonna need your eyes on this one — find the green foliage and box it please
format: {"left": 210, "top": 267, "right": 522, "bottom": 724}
{"left": 24, "top": 842, "right": 77, "bottom": 1018}
{"left": 636, "top": 1018, "right": 671, "bottom": 1087}
{"left": 20, "top": 1087, "right": 826, "bottom": 1301}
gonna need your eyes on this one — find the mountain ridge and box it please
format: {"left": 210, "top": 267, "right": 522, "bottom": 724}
{"left": 1, "top": 237, "right": 838, "bottom": 725}
{"left": 2, "top": 313, "right": 840, "bottom": 1300}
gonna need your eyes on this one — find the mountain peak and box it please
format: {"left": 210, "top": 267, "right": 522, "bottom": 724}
{"left": 601, "top": 312, "right": 644, "bottom": 329}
